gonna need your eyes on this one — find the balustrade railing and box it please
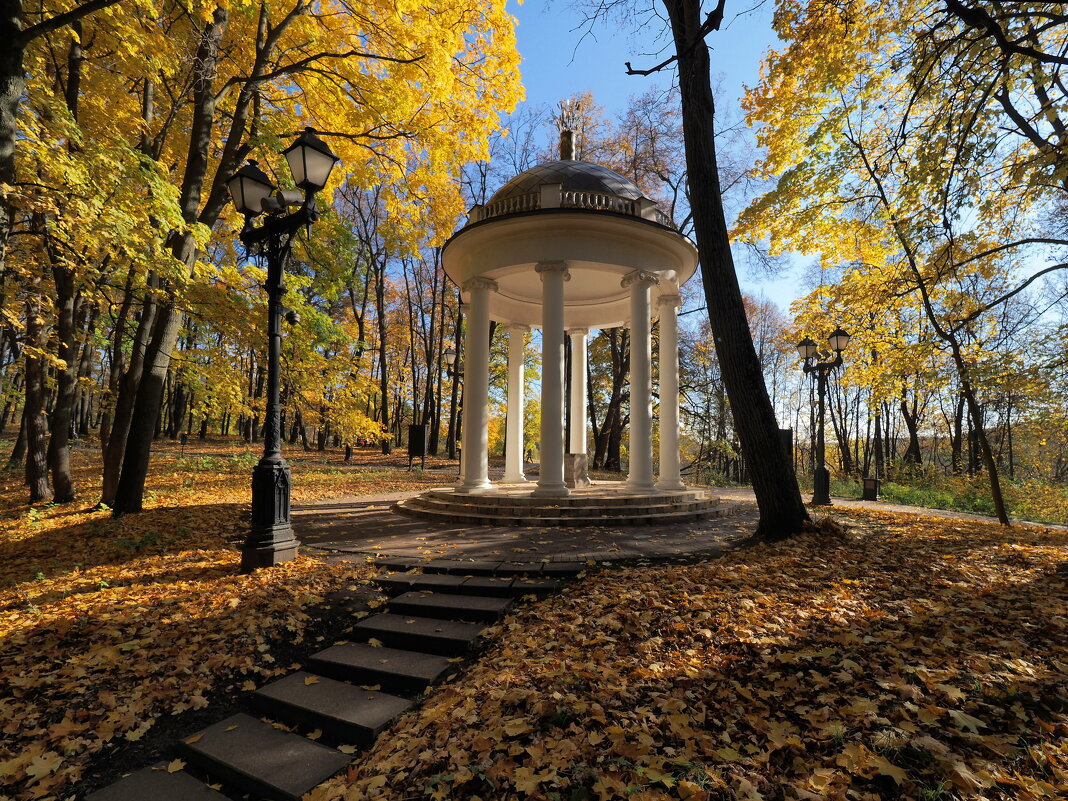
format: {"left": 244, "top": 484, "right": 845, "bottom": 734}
{"left": 469, "top": 188, "right": 677, "bottom": 230}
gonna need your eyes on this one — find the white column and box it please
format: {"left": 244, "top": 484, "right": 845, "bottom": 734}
{"left": 457, "top": 277, "right": 497, "bottom": 493}
{"left": 656, "top": 293, "right": 685, "bottom": 489}
{"left": 503, "top": 324, "right": 529, "bottom": 483}
{"left": 568, "top": 329, "right": 589, "bottom": 454}
{"left": 623, "top": 270, "right": 659, "bottom": 491}
{"left": 533, "top": 261, "right": 570, "bottom": 497}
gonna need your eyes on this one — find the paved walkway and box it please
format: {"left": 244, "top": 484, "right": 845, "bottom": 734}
{"left": 292, "top": 485, "right": 1058, "bottom": 564}
{"left": 292, "top": 489, "right": 759, "bottom": 562}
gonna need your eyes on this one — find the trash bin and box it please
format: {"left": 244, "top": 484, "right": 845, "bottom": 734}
{"left": 862, "top": 476, "right": 880, "bottom": 501}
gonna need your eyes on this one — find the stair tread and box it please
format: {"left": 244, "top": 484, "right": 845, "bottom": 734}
{"left": 458, "top": 576, "right": 518, "bottom": 596}
{"left": 354, "top": 613, "right": 487, "bottom": 655}
{"left": 85, "top": 766, "right": 229, "bottom": 801}
{"left": 253, "top": 671, "right": 412, "bottom": 742}
{"left": 539, "top": 563, "right": 584, "bottom": 576}
{"left": 510, "top": 577, "right": 565, "bottom": 594}
{"left": 389, "top": 591, "right": 512, "bottom": 620}
{"left": 390, "top": 573, "right": 469, "bottom": 591}
{"left": 177, "top": 712, "right": 349, "bottom": 801}
{"left": 419, "top": 559, "right": 502, "bottom": 575}
{"left": 310, "top": 642, "right": 452, "bottom": 686}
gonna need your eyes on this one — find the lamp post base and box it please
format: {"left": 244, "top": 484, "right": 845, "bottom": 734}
{"left": 811, "top": 467, "right": 831, "bottom": 506}
{"left": 243, "top": 460, "right": 299, "bottom": 572}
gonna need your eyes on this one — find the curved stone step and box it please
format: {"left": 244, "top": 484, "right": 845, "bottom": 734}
{"left": 393, "top": 499, "right": 737, "bottom": 527}
{"left": 404, "top": 496, "right": 719, "bottom": 518}
{"left": 420, "top": 486, "right": 713, "bottom": 507}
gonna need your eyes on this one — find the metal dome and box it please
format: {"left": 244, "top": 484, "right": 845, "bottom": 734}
{"left": 488, "top": 160, "right": 644, "bottom": 204}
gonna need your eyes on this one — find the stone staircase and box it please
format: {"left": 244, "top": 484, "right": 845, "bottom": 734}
{"left": 394, "top": 485, "right": 735, "bottom": 526}
{"left": 84, "top": 558, "right": 581, "bottom": 801}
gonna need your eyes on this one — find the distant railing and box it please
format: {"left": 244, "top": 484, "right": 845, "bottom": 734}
{"left": 468, "top": 187, "right": 677, "bottom": 230}
{"left": 561, "top": 189, "right": 637, "bottom": 215}
{"left": 474, "top": 192, "right": 541, "bottom": 221}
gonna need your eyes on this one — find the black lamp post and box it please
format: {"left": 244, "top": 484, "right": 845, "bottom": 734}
{"left": 797, "top": 327, "right": 851, "bottom": 506}
{"left": 227, "top": 127, "right": 339, "bottom": 572}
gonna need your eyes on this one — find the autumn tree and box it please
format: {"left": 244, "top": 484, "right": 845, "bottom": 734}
{"left": 577, "top": 0, "right": 809, "bottom": 538}
{"left": 737, "top": 0, "right": 1068, "bottom": 524}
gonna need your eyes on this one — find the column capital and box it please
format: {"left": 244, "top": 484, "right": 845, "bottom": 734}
{"left": 621, "top": 270, "right": 660, "bottom": 289}
{"left": 463, "top": 276, "right": 499, "bottom": 293}
{"left": 536, "top": 261, "right": 571, "bottom": 281}
{"left": 504, "top": 323, "right": 531, "bottom": 334}
{"left": 657, "top": 293, "right": 682, "bottom": 310}
{"left": 567, "top": 327, "right": 589, "bottom": 338}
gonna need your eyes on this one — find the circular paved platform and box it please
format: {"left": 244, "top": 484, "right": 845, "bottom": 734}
{"left": 394, "top": 481, "right": 733, "bottom": 527}
{"left": 293, "top": 487, "right": 757, "bottom": 562}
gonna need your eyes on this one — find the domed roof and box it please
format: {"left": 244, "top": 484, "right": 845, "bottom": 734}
{"left": 489, "top": 160, "right": 644, "bottom": 204}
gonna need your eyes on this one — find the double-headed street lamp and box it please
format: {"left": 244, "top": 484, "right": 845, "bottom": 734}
{"left": 796, "top": 327, "right": 851, "bottom": 506}
{"left": 227, "top": 127, "right": 339, "bottom": 572}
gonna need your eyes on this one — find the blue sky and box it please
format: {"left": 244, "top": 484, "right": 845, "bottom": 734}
{"left": 506, "top": 0, "right": 807, "bottom": 313}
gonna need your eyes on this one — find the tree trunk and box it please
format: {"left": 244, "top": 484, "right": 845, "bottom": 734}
{"left": 605, "top": 405, "right": 624, "bottom": 472}
{"left": 662, "top": 0, "right": 808, "bottom": 539}
{"left": 100, "top": 290, "right": 157, "bottom": 506}
{"left": 0, "top": 6, "right": 26, "bottom": 286}
{"left": 950, "top": 391, "right": 965, "bottom": 475}
{"left": 874, "top": 406, "right": 884, "bottom": 480}
{"left": 375, "top": 261, "right": 392, "bottom": 455}
{"left": 24, "top": 285, "right": 51, "bottom": 502}
{"left": 74, "top": 304, "right": 98, "bottom": 439}
{"left": 900, "top": 396, "right": 922, "bottom": 464}
{"left": 7, "top": 407, "right": 26, "bottom": 470}
{"left": 46, "top": 265, "right": 78, "bottom": 501}
{"left": 828, "top": 379, "right": 853, "bottom": 476}
{"left": 112, "top": 8, "right": 229, "bottom": 515}
{"left": 445, "top": 297, "right": 462, "bottom": 459}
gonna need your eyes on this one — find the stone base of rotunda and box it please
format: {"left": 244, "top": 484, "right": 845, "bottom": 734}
{"left": 393, "top": 481, "right": 729, "bottom": 527}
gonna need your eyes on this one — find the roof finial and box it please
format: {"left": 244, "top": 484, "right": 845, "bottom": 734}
{"left": 557, "top": 98, "right": 577, "bottom": 161}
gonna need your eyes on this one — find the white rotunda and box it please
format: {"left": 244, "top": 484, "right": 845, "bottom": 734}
{"left": 396, "top": 132, "right": 724, "bottom": 526}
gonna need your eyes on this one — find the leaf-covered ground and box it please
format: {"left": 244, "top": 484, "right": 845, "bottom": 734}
{"left": 3, "top": 442, "right": 1066, "bottom": 801}
{"left": 311, "top": 510, "right": 1068, "bottom": 801}
{"left": 0, "top": 439, "right": 433, "bottom": 799}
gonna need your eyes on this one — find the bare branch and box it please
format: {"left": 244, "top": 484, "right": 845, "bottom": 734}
{"left": 949, "top": 262, "right": 1068, "bottom": 333}
{"left": 944, "top": 0, "right": 1068, "bottom": 66}
{"left": 625, "top": 54, "right": 677, "bottom": 76}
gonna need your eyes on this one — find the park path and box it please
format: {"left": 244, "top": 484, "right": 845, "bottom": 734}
{"left": 291, "top": 483, "right": 1060, "bottom": 563}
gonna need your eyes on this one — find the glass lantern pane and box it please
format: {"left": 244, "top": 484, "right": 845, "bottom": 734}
{"left": 302, "top": 147, "right": 338, "bottom": 190}
{"left": 828, "top": 329, "right": 851, "bottom": 351}
{"left": 241, "top": 178, "right": 275, "bottom": 214}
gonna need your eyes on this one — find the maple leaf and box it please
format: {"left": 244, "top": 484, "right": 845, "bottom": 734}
{"left": 25, "top": 751, "right": 63, "bottom": 781}
{"left": 166, "top": 759, "right": 185, "bottom": 773}
{"left": 948, "top": 709, "right": 987, "bottom": 733}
